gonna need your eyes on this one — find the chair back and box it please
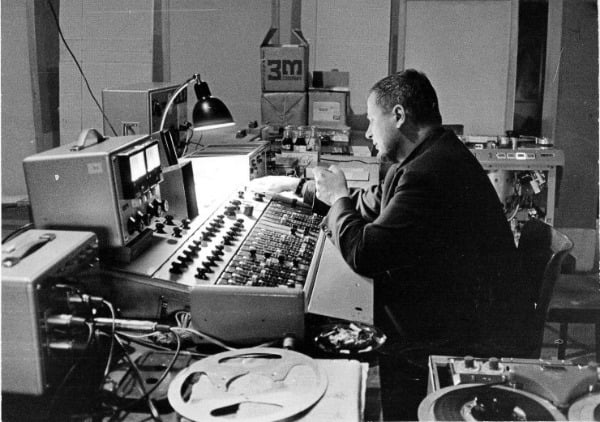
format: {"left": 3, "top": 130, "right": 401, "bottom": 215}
{"left": 517, "top": 218, "right": 574, "bottom": 357}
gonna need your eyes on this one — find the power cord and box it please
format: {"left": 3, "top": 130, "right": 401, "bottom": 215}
{"left": 46, "top": 0, "right": 119, "bottom": 137}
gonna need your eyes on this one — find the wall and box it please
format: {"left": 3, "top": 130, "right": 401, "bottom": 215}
{"left": 168, "top": 1, "right": 271, "bottom": 126}
{"left": 550, "top": 0, "right": 598, "bottom": 229}
{"left": 301, "top": 0, "right": 390, "bottom": 117}
{"left": 401, "top": 0, "right": 517, "bottom": 135}
{"left": 58, "top": 0, "right": 155, "bottom": 141}
{"left": 1, "top": 1, "right": 38, "bottom": 200}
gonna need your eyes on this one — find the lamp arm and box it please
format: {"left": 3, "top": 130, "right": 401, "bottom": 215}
{"left": 158, "top": 74, "right": 200, "bottom": 132}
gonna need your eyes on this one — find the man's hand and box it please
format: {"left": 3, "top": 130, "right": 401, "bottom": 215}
{"left": 247, "top": 175, "right": 300, "bottom": 194}
{"left": 313, "top": 165, "right": 349, "bottom": 205}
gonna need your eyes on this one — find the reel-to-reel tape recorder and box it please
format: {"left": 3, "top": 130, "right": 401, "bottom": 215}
{"left": 419, "top": 355, "right": 600, "bottom": 421}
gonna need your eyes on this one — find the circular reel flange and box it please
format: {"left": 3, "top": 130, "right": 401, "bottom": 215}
{"left": 168, "top": 347, "right": 327, "bottom": 422}
{"left": 568, "top": 393, "right": 600, "bottom": 421}
{"left": 417, "top": 384, "right": 567, "bottom": 421}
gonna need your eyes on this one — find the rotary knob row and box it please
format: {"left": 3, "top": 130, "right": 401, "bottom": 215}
{"left": 168, "top": 217, "right": 245, "bottom": 276}
{"left": 154, "top": 217, "right": 191, "bottom": 237}
{"left": 127, "top": 198, "right": 170, "bottom": 235}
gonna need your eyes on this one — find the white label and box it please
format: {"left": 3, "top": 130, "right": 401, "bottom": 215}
{"left": 87, "top": 162, "right": 103, "bottom": 174}
{"left": 313, "top": 101, "right": 341, "bottom": 122}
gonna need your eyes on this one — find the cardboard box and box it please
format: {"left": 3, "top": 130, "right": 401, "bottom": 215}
{"left": 261, "top": 92, "right": 307, "bottom": 129}
{"left": 312, "top": 69, "right": 349, "bottom": 89}
{"left": 261, "top": 28, "right": 309, "bottom": 92}
{"left": 308, "top": 89, "right": 349, "bottom": 128}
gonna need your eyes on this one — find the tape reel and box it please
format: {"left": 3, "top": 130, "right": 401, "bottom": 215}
{"left": 417, "top": 384, "right": 567, "bottom": 421}
{"left": 568, "top": 393, "right": 600, "bottom": 421}
{"left": 168, "top": 347, "right": 327, "bottom": 422}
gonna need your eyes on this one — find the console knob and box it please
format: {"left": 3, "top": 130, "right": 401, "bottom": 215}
{"left": 464, "top": 356, "right": 475, "bottom": 369}
{"left": 488, "top": 357, "right": 500, "bottom": 370}
{"left": 254, "top": 192, "right": 265, "bottom": 202}
{"left": 178, "top": 253, "right": 192, "bottom": 263}
{"left": 155, "top": 222, "right": 166, "bottom": 234}
{"left": 164, "top": 215, "right": 175, "bottom": 226}
{"left": 225, "top": 206, "right": 237, "bottom": 217}
{"left": 181, "top": 218, "right": 191, "bottom": 230}
{"left": 243, "top": 205, "right": 254, "bottom": 217}
{"left": 230, "top": 199, "right": 241, "bottom": 206}
{"left": 195, "top": 268, "right": 208, "bottom": 280}
{"left": 127, "top": 216, "right": 143, "bottom": 235}
{"left": 169, "top": 261, "right": 187, "bottom": 274}
{"left": 142, "top": 212, "right": 153, "bottom": 226}
{"left": 147, "top": 202, "right": 159, "bottom": 217}
{"left": 172, "top": 226, "right": 183, "bottom": 237}
{"left": 201, "top": 261, "right": 214, "bottom": 271}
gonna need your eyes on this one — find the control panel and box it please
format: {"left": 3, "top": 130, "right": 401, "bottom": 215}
{"left": 150, "top": 191, "right": 322, "bottom": 290}
{"left": 2, "top": 230, "right": 99, "bottom": 395}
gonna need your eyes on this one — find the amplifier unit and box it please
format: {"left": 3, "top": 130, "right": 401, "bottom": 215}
{"left": 23, "top": 131, "right": 183, "bottom": 261}
{"left": 1, "top": 230, "right": 99, "bottom": 395}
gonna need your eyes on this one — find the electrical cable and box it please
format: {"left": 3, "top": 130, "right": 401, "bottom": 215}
{"left": 109, "top": 334, "right": 162, "bottom": 422}
{"left": 319, "top": 158, "right": 376, "bottom": 165}
{"left": 111, "top": 331, "right": 208, "bottom": 358}
{"left": 101, "top": 300, "right": 117, "bottom": 382}
{"left": 107, "top": 330, "right": 183, "bottom": 421}
{"left": 2, "top": 222, "right": 34, "bottom": 244}
{"left": 46, "top": 0, "right": 119, "bottom": 137}
{"left": 170, "top": 326, "right": 237, "bottom": 351}
{"left": 45, "top": 322, "right": 95, "bottom": 421}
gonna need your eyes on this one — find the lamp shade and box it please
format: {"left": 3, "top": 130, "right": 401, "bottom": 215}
{"left": 192, "top": 80, "right": 234, "bottom": 131}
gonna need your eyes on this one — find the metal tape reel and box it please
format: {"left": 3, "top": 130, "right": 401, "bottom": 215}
{"left": 168, "top": 347, "right": 327, "bottom": 422}
{"left": 568, "top": 393, "right": 600, "bottom": 421}
{"left": 417, "top": 384, "right": 567, "bottom": 421}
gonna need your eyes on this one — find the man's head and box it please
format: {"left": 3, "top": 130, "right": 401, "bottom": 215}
{"left": 366, "top": 69, "right": 442, "bottom": 161}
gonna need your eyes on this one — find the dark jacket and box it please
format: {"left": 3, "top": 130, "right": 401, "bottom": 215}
{"left": 309, "top": 128, "right": 524, "bottom": 354}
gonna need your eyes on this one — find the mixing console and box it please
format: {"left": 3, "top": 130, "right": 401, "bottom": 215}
{"left": 94, "top": 189, "right": 328, "bottom": 344}
{"left": 149, "top": 191, "right": 323, "bottom": 291}
{"left": 216, "top": 200, "right": 322, "bottom": 288}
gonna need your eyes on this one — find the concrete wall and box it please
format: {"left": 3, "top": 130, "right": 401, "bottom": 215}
{"left": 551, "top": 0, "right": 598, "bottom": 229}
{"left": 1, "top": 1, "right": 38, "bottom": 200}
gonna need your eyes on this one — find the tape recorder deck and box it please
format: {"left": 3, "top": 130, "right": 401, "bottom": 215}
{"left": 420, "top": 355, "right": 600, "bottom": 421}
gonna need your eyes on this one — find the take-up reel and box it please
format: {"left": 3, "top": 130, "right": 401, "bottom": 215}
{"left": 419, "top": 355, "right": 600, "bottom": 421}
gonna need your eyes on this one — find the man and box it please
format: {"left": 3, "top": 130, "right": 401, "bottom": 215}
{"left": 251, "top": 69, "right": 528, "bottom": 419}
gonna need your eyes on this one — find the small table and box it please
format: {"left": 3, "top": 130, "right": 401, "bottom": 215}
{"left": 547, "top": 273, "right": 600, "bottom": 360}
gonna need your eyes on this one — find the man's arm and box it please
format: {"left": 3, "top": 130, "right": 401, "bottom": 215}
{"left": 322, "top": 169, "right": 443, "bottom": 277}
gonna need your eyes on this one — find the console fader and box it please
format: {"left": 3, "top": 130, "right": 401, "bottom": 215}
{"left": 150, "top": 190, "right": 323, "bottom": 291}
{"left": 216, "top": 200, "right": 322, "bottom": 288}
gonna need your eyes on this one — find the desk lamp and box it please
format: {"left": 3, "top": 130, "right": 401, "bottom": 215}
{"left": 159, "top": 74, "right": 235, "bottom": 155}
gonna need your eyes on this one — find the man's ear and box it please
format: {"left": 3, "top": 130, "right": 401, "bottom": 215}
{"left": 392, "top": 104, "right": 405, "bottom": 128}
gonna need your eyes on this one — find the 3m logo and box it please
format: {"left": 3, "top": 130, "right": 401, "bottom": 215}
{"left": 266, "top": 59, "right": 303, "bottom": 81}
